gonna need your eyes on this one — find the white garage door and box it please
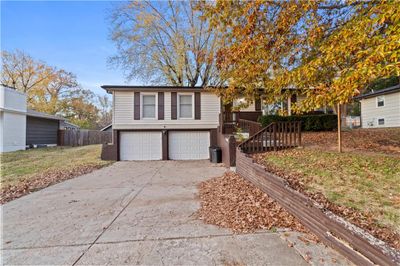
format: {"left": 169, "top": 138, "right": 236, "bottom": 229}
{"left": 169, "top": 131, "right": 210, "bottom": 160}
{"left": 120, "top": 132, "right": 162, "bottom": 161}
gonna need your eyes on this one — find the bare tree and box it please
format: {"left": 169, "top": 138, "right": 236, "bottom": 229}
{"left": 96, "top": 95, "right": 112, "bottom": 128}
{"left": 109, "top": 1, "right": 222, "bottom": 87}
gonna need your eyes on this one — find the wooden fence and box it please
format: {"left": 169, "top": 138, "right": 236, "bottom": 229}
{"left": 238, "top": 121, "right": 301, "bottom": 154}
{"left": 58, "top": 129, "right": 112, "bottom": 147}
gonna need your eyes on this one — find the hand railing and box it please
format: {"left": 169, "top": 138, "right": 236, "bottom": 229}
{"left": 238, "top": 121, "right": 302, "bottom": 153}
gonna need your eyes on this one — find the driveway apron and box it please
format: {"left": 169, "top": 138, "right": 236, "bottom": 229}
{"left": 2, "top": 160, "right": 308, "bottom": 265}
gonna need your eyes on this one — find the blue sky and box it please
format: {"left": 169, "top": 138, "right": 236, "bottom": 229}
{"left": 1, "top": 0, "right": 137, "bottom": 96}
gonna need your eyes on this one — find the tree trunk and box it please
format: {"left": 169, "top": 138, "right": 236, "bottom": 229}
{"left": 337, "top": 103, "right": 342, "bottom": 153}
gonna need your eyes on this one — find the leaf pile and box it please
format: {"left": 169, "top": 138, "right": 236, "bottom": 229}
{"left": 303, "top": 128, "right": 400, "bottom": 155}
{"left": 1, "top": 164, "right": 105, "bottom": 204}
{"left": 254, "top": 153, "right": 400, "bottom": 250}
{"left": 196, "top": 172, "right": 310, "bottom": 234}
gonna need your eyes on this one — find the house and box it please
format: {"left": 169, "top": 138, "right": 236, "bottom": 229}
{"left": 355, "top": 85, "right": 400, "bottom": 128}
{"left": 0, "top": 85, "right": 66, "bottom": 152}
{"left": 0, "top": 85, "right": 27, "bottom": 152}
{"left": 100, "top": 85, "right": 335, "bottom": 163}
{"left": 101, "top": 85, "right": 220, "bottom": 161}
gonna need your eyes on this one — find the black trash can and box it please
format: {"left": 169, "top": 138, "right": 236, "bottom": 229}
{"left": 209, "top": 146, "right": 222, "bottom": 163}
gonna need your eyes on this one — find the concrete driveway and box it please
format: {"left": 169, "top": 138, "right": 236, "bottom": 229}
{"left": 2, "top": 160, "right": 308, "bottom": 265}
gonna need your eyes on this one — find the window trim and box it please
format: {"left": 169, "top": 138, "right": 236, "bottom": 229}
{"left": 140, "top": 92, "right": 158, "bottom": 120}
{"left": 177, "top": 92, "right": 194, "bottom": 119}
{"left": 377, "top": 117, "right": 385, "bottom": 126}
{"left": 376, "top": 96, "right": 385, "bottom": 107}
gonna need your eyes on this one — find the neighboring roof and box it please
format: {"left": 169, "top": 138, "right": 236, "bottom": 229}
{"left": 101, "top": 85, "right": 208, "bottom": 93}
{"left": 27, "top": 109, "right": 65, "bottom": 121}
{"left": 100, "top": 124, "right": 112, "bottom": 131}
{"left": 354, "top": 84, "right": 400, "bottom": 100}
{"left": 60, "top": 120, "right": 80, "bottom": 129}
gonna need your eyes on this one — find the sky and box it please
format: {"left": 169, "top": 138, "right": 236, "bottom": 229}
{"left": 1, "top": 0, "right": 138, "bottom": 96}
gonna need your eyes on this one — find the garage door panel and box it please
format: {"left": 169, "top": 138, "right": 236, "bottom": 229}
{"left": 169, "top": 131, "right": 210, "bottom": 160}
{"left": 120, "top": 132, "right": 162, "bottom": 161}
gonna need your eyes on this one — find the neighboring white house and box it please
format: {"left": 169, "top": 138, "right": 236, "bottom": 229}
{"left": 355, "top": 85, "right": 400, "bottom": 128}
{"left": 0, "top": 85, "right": 27, "bottom": 152}
{"left": 1, "top": 85, "right": 68, "bottom": 153}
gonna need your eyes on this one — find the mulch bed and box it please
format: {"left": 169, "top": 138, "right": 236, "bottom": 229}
{"left": 253, "top": 154, "right": 400, "bottom": 250}
{"left": 1, "top": 164, "right": 106, "bottom": 204}
{"left": 196, "top": 171, "right": 315, "bottom": 238}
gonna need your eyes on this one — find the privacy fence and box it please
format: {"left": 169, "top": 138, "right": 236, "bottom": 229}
{"left": 58, "top": 129, "right": 112, "bottom": 147}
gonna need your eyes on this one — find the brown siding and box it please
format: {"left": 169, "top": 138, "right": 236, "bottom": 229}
{"left": 162, "top": 130, "right": 168, "bottom": 160}
{"left": 101, "top": 129, "right": 119, "bottom": 161}
{"left": 158, "top": 92, "right": 164, "bottom": 120}
{"left": 171, "top": 92, "right": 177, "bottom": 120}
{"left": 210, "top": 128, "right": 217, "bottom": 147}
{"left": 134, "top": 92, "right": 140, "bottom": 120}
{"left": 217, "top": 127, "right": 237, "bottom": 167}
{"left": 195, "top": 92, "right": 201, "bottom": 120}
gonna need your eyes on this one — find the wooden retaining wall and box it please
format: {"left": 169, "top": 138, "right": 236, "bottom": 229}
{"left": 236, "top": 149, "right": 400, "bottom": 266}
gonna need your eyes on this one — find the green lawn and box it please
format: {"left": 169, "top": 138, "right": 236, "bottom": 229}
{"left": 258, "top": 149, "right": 400, "bottom": 233}
{"left": 1, "top": 145, "right": 111, "bottom": 188}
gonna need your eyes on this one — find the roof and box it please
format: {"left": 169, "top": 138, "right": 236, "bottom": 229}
{"left": 27, "top": 109, "right": 65, "bottom": 121}
{"left": 354, "top": 84, "right": 400, "bottom": 100}
{"left": 101, "top": 85, "right": 208, "bottom": 93}
{"left": 60, "top": 120, "right": 80, "bottom": 129}
{"left": 100, "top": 85, "right": 303, "bottom": 95}
{"left": 100, "top": 124, "right": 112, "bottom": 131}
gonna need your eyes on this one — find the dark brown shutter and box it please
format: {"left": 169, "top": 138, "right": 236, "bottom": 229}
{"left": 255, "top": 98, "right": 261, "bottom": 111}
{"left": 134, "top": 92, "right": 140, "bottom": 120}
{"left": 194, "top": 92, "right": 201, "bottom": 120}
{"left": 158, "top": 92, "right": 164, "bottom": 120}
{"left": 171, "top": 92, "right": 177, "bottom": 120}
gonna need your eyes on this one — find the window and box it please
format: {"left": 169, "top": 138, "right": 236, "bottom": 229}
{"left": 378, "top": 118, "right": 385, "bottom": 125}
{"left": 142, "top": 94, "right": 156, "bottom": 118}
{"left": 377, "top": 96, "right": 385, "bottom": 107}
{"left": 178, "top": 94, "right": 193, "bottom": 118}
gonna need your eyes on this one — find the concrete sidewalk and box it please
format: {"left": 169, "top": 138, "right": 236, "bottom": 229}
{"left": 2, "top": 160, "right": 311, "bottom": 265}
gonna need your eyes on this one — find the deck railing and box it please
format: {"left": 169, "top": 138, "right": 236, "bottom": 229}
{"left": 237, "top": 119, "right": 262, "bottom": 136}
{"left": 238, "top": 121, "right": 301, "bottom": 153}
